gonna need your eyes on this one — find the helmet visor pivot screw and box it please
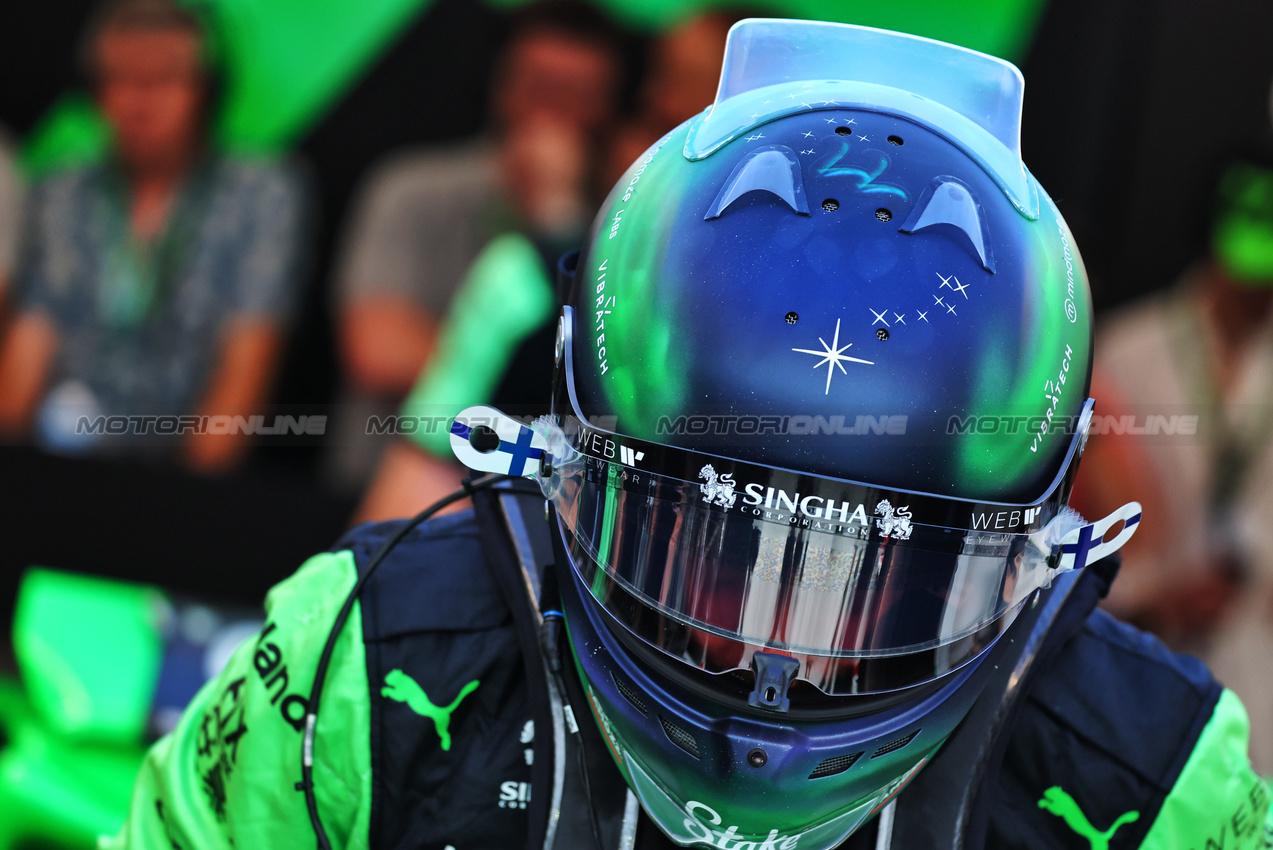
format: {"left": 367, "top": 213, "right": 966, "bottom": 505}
{"left": 469, "top": 426, "right": 500, "bottom": 453}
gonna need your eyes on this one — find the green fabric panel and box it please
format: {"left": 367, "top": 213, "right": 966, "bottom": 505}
{"left": 0, "top": 676, "right": 145, "bottom": 848}
{"left": 401, "top": 231, "right": 556, "bottom": 456}
{"left": 211, "top": 0, "right": 433, "bottom": 152}
{"left": 12, "top": 568, "right": 165, "bottom": 744}
{"left": 1138, "top": 689, "right": 1273, "bottom": 850}
{"left": 100, "top": 551, "right": 372, "bottom": 850}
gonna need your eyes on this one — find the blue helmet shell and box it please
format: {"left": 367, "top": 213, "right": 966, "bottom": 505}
{"left": 552, "top": 18, "right": 1097, "bottom": 848}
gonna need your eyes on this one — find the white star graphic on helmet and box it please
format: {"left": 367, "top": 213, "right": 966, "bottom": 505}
{"left": 870, "top": 308, "right": 889, "bottom": 326}
{"left": 917, "top": 310, "right": 929, "bottom": 322}
{"left": 802, "top": 131, "right": 815, "bottom": 138}
{"left": 951, "top": 278, "right": 970, "bottom": 298}
{"left": 893, "top": 312, "right": 906, "bottom": 324}
{"left": 746, "top": 134, "right": 765, "bottom": 142}
{"left": 792, "top": 319, "right": 875, "bottom": 394}
{"left": 946, "top": 303, "right": 957, "bottom": 315}
{"left": 938, "top": 272, "right": 956, "bottom": 289}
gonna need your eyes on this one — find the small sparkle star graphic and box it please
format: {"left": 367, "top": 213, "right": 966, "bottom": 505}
{"left": 801, "top": 131, "right": 815, "bottom": 138}
{"left": 917, "top": 311, "right": 929, "bottom": 322}
{"left": 934, "top": 294, "right": 946, "bottom": 307}
{"left": 745, "top": 134, "right": 765, "bottom": 142}
{"left": 951, "top": 278, "right": 970, "bottom": 298}
{"left": 792, "top": 319, "right": 875, "bottom": 395}
{"left": 824, "top": 118, "right": 838, "bottom": 124}
{"left": 870, "top": 308, "right": 889, "bottom": 326}
{"left": 801, "top": 149, "right": 816, "bottom": 156}
{"left": 946, "top": 303, "right": 957, "bottom": 315}
{"left": 893, "top": 312, "right": 906, "bottom": 324}
{"left": 856, "top": 134, "right": 871, "bottom": 142}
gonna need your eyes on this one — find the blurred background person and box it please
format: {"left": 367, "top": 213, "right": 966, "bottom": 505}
{"left": 0, "top": 0, "right": 306, "bottom": 474}
{"left": 0, "top": 127, "right": 22, "bottom": 320}
{"left": 351, "top": 6, "right": 764, "bottom": 523}
{"left": 603, "top": 7, "right": 761, "bottom": 188}
{"left": 1075, "top": 150, "right": 1273, "bottom": 771}
{"left": 326, "top": 0, "right": 625, "bottom": 496}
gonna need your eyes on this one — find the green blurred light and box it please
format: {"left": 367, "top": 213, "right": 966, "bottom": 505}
{"left": 12, "top": 568, "right": 166, "bottom": 744}
{"left": 212, "top": 0, "right": 433, "bottom": 152}
{"left": 1212, "top": 160, "right": 1273, "bottom": 286}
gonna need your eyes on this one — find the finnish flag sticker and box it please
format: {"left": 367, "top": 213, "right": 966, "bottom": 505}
{"left": 449, "top": 405, "right": 548, "bottom": 477}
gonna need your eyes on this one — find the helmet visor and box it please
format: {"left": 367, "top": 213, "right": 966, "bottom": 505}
{"left": 543, "top": 413, "right": 1082, "bottom": 695}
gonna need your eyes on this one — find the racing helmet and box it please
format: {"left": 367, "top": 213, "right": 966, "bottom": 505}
{"left": 473, "top": 19, "right": 1134, "bottom": 849}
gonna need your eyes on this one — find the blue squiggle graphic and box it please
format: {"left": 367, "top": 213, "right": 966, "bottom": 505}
{"left": 816, "top": 141, "right": 909, "bottom": 201}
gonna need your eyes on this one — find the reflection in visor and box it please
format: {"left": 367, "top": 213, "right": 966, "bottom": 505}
{"left": 548, "top": 449, "right": 1074, "bottom": 696}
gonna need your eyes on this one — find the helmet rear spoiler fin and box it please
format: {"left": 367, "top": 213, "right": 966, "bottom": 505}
{"left": 686, "top": 19, "right": 1039, "bottom": 219}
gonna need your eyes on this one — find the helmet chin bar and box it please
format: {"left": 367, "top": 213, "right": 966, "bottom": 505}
{"left": 551, "top": 502, "right": 1046, "bottom": 850}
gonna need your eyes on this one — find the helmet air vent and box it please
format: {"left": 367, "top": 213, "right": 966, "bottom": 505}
{"left": 809, "top": 751, "right": 863, "bottom": 779}
{"left": 659, "top": 715, "right": 702, "bottom": 759}
{"left": 611, "top": 673, "right": 649, "bottom": 716}
{"left": 705, "top": 146, "right": 810, "bottom": 220}
{"left": 899, "top": 176, "right": 995, "bottom": 272}
{"left": 872, "top": 730, "right": 919, "bottom": 758}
